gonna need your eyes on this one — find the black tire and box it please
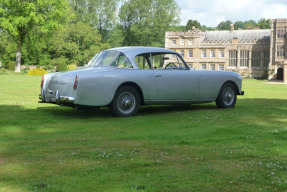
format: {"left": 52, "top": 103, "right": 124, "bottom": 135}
{"left": 216, "top": 83, "right": 237, "bottom": 108}
{"left": 110, "top": 86, "right": 140, "bottom": 117}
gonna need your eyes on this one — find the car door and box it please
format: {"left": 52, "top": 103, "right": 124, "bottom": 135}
{"left": 151, "top": 52, "right": 200, "bottom": 101}
{"left": 154, "top": 70, "right": 199, "bottom": 101}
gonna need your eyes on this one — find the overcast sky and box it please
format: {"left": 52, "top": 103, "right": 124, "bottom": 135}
{"left": 175, "top": 0, "right": 287, "bottom": 27}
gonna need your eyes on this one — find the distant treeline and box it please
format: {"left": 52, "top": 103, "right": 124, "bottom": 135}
{"left": 184, "top": 18, "right": 271, "bottom": 32}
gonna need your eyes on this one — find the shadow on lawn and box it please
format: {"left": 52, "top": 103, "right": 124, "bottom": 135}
{"left": 40, "top": 98, "right": 287, "bottom": 117}
{"left": 1, "top": 97, "right": 287, "bottom": 119}
{"left": 38, "top": 103, "right": 219, "bottom": 118}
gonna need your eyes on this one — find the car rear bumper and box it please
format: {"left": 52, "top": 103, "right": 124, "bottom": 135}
{"left": 39, "top": 90, "right": 75, "bottom": 104}
{"left": 240, "top": 91, "right": 244, "bottom": 95}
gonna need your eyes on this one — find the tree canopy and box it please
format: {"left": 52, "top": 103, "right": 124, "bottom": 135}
{"left": 0, "top": 0, "right": 72, "bottom": 72}
{"left": 0, "top": 0, "right": 181, "bottom": 70}
{"left": 217, "top": 20, "right": 233, "bottom": 30}
{"left": 185, "top": 20, "right": 201, "bottom": 31}
{"left": 257, "top": 18, "right": 271, "bottom": 29}
{"left": 119, "top": 0, "right": 180, "bottom": 47}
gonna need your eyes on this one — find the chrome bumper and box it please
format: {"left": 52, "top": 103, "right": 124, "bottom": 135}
{"left": 39, "top": 90, "right": 74, "bottom": 104}
{"left": 57, "top": 96, "right": 75, "bottom": 104}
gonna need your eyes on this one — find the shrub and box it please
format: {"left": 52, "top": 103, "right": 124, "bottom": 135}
{"left": 57, "top": 62, "right": 67, "bottom": 72}
{"left": 67, "top": 64, "right": 76, "bottom": 71}
{"left": 49, "top": 57, "right": 68, "bottom": 72}
{"left": 27, "top": 68, "right": 48, "bottom": 76}
{"left": 8, "top": 61, "right": 16, "bottom": 71}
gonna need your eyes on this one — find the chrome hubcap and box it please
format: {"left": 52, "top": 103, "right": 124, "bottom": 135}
{"left": 117, "top": 92, "right": 135, "bottom": 114}
{"left": 125, "top": 99, "right": 131, "bottom": 107}
{"left": 223, "top": 87, "right": 234, "bottom": 105}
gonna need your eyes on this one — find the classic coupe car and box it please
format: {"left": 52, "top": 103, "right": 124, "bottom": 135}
{"left": 39, "top": 47, "right": 244, "bottom": 117}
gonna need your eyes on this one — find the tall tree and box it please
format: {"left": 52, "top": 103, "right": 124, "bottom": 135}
{"left": 69, "top": 0, "right": 118, "bottom": 39}
{"left": 234, "top": 21, "right": 244, "bottom": 30}
{"left": 48, "top": 22, "right": 110, "bottom": 66}
{"left": 0, "top": 0, "right": 71, "bottom": 72}
{"left": 185, "top": 20, "right": 201, "bottom": 31}
{"left": 0, "top": 31, "right": 17, "bottom": 67}
{"left": 243, "top": 20, "right": 257, "bottom": 29}
{"left": 257, "top": 18, "right": 271, "bottom": 29}
{"left": 119, "top": 0, "right": 180, "bottom": 47}
{"left": 217, "top": 20, "right": 233, "bottom": 30}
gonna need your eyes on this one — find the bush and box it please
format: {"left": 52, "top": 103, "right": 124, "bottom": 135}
{"left": 8, "top": 61, "right": 16, "bottom": 71}
{"left": 27, "top": 68, "right": 48, "bottom": 76}
{"left": 49, "top": 57, "right": 68, "bottom": 72}
{"left": 67, "top": 64, "right": 76, "bottom": 71}
{"left": 57, "top": 62, "right": 67, "bottom": 72}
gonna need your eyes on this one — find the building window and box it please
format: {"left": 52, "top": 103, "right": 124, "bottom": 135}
{"left": 229, "top": 51, "right": 237, "bottom": 67}
{"left": 201, "top": 64, "right": 207, "bottom": 69}
{"left": 219, "top": 50, "right": 225, "bottom": 58}
{"left": 188, "top": 50, "right": 193, "bottom": 58}
{"left": 180, "top": 50, "right": 185, "bottom": 57}
{"left": 277, "top": 45, "right": 284, "bottom": 57}
{"left": 171, "top": 39, "right": 176, "bottom": 45}
{"left": 210, "top": 64, "right": 215, "bottom": 70}
{"left": 277, "top": 29, "right": 286, "bottom": 38}
{"left": 188, "top": 39, "right": 193, "bottom": 45}
{"left": 263, "top": 51, "right": 269, "bottom": 67}
{"left": 188, "top": 64, "right": 193, "bottom": 69}
{"left": 180, "top": 39, "right": 185, "bottom": 45}
{"left": 252, "top": 51, "right": 261, "bottom": 67}
{"left": 240, "top": 51, "right": 249, "bottom": 67}
{"left": 201, "top": 50, "right": 207, "bottom": 58}
{"left": 219, "top": 64, "right": 224, "bottom": 70}
{"left": 210, "top": 50, "right": 216, "bottom": 58}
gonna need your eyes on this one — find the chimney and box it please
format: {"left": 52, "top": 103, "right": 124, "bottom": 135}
{"left": 230, "top": 24, "right": 234, "bottom": 32}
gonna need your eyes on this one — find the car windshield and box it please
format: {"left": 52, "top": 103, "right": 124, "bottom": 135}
{"left": 88, "top": 50, "right": 121, "bottom": 67}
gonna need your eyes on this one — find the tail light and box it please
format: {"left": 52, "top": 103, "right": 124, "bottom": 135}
{"left": 41, "top": 75, "right": 44, "bottom": 89}
{"left": 73, "top": 75, "right": 78, "bottom": 90}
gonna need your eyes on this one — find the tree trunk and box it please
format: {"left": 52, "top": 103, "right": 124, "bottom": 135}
{"left": 15, "top": 43, "right": 22, "bottom": 73}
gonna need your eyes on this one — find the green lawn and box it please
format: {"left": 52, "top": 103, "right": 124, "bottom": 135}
{"left": 0, "top": 74, "right": 287, "bottom": 192}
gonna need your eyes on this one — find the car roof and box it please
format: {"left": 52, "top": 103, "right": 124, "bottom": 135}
{"left": 105, "top": 46, "right": 181, "bottom": 69}
{"left": 107, "top": 46, "right": 178, "bottom": 56}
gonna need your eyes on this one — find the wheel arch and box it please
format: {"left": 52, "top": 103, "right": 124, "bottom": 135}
{"left": 220, "top": 80, "right": 240, "bottom": 95}
{"left": 116, "top": 82, "right": 144, "bottom": 105}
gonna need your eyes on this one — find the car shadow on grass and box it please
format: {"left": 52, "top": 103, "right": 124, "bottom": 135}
{"left": 139, "top": 103, "right": 218, "bottom": 115}
{"left": 36, "top": 97, "right": 287, "bottom": 118}
{"left": 36, "top": 102, "right": 220, "bottom": 118}
{"left": 1, "top": 98, "right": 286, "bottom": 120}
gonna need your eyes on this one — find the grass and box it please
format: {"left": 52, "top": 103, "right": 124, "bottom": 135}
{"left": 0, "top": 74, "right": 287, "bottom": 192}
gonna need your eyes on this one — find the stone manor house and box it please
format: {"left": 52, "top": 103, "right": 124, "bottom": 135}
{"left": 165, "top": 19, "right": 287, "bottom": 82}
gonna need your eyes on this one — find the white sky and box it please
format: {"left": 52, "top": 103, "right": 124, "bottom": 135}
{"left": 175, "top": 0, "right": 287, "bottom": 27}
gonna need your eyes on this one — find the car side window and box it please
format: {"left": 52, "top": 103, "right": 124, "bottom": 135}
{"left": 135, "top": 54, "right": 151, "bottom": 69}
{"left": 110, "top": 53, "right": 133, "bottom": 68}
{"left": 152, "top": 53, "right": 188, "bottom": 70}
{"left": 117, "top": 54, "right": 133, "bottom": 68}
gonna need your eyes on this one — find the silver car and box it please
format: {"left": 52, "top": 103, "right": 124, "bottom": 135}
{"left": 39, "top": 47, "right": 244, "bottom": 117}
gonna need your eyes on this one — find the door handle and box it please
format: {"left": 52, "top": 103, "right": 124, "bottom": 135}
{"left": 155, "top": 74, "right": 162, "bottom": 77}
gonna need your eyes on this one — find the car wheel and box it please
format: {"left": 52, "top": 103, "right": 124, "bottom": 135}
{"left": 216, "top": 83, "right": 237, "bottom": 108}
{"left": 110, "top": 86, "right": 140, "bottom": 117}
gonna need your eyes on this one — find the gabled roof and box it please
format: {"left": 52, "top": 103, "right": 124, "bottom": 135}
{"left": 203, "top": 29, "right": 271, "bottom": 41}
